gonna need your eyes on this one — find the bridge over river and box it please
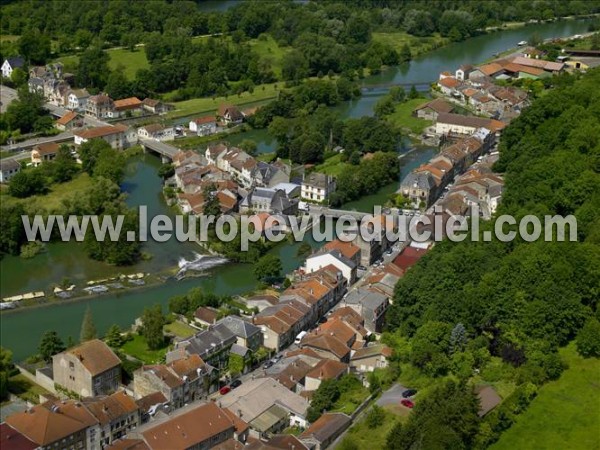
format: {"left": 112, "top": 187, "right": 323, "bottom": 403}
{"left": 139, "top": 139, "right": 180, "bottom": 162}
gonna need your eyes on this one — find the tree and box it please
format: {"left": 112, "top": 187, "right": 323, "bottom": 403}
{"left": 39, "top": 331, "right": 66, "bottom": 362}
{"left": 158, "top": 163, "right": 175, "bottom": 179}
{"left": 104, "top": 66, "right": 131, "bottom": 100}
{"left": 450, "top": 323, "right": 467, "bottom": 354}
{"left": 253, "top": 254, "right": 282, "bottom": 281}
{"left": 80, "top": 306, "right": 97, "bottom": 342}
{"left": 366, "top": 404, "right": 385, "bottom": 428}
{"left": 306, "top": 378, "right": 340, "bottom": 422}
{"left": 399, "top": 43, "right": 412, "bottom": 62}
{"left": 76, "top": 47, "right": 110, "bottom": 89}
{"left": 10, "top": 67, "right": 27, "bottom": 87}
{"left": 576, "top": 318, "right": 600, "bottom": 357}
{"left": 228, "top": 353, "right": 245, "bottom": 377}
{"left": 0, "top": 347, "right": 13, "bottom": 401}
{"left": 49, "top": 145, "right": 78, "bottom": 183}
{"left": 105, "top": 324, "right": 124, "bottom": 348}
{"left": 8, "top": 169, "right": 48, "bottom": 198}
{"left": 239, "top": 139, "right": 258, "bottom": 156}
{"left": 202, "top": 183, "right": 221, "bottom": 217}
{"left": 140, "top": 305, "right": 166, "bottom": 350}
{"left": 19, "top": 28, "right": 51, "bottom": 64}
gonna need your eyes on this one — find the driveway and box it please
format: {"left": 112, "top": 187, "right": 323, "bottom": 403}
{"left": 377, "top": 383, "right": 409, "bottom": 407}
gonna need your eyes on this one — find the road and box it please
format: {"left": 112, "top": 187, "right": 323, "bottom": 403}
{"left": 0, "top": 84, "right": 18, "bottom": 113}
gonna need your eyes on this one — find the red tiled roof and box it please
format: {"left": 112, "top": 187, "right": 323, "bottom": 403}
{"left": 438, "top": 77, "right": 459, "bottom": 88}
{"left": 305, "top": 359, "right": 347, "bottom": 380}
{"left": 392, "top": 247, "right": 428, "bottom": 271}
{"left": 74, "top": 125, "right": 127, "bottom": 139}
{"left": 114, "top": 97, "right": 142, "bottom": 110}
{"left": 56, "top": 111, "right": 78, "bottom": 125}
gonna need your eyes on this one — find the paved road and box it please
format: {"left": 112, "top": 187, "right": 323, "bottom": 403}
{"left": 377, "top": 383, "right": 409, "bottom": 407}
{"left": 1, "top": 131, "right": 74, "bottom": 152}
{"left": 0, "top": 84, "right": 18, "bottom": 113}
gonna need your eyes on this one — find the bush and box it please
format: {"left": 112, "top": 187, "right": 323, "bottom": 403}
{"left": 576, "top": 318, "right": 600, "bottom": 358}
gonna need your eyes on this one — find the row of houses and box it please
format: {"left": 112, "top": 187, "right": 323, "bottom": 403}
{"left": 400, "top": 121, "right": 498, "bottom": 208}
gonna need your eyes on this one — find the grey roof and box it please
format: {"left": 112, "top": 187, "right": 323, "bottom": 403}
{"left": 344, "top": 288, "right": 387, "bottom": 310}
{"left": 401, "top": 171, "right": 436, "bottom": 190}
{"left": 5, "top": 56, "right": 24, "bottom": 68}
{"left": 178, "top": 323, "right": 236, "bottom": 358}
{"left": 28, "top": 77, "right": 44, "bottom": 87}
{"left": 303, "top": 172, "right": 333, "bottom": 189}
{"left": 328, "top": 249, "right": 357, "bottom": 269}
{"left": 299, "top": 412, "right": 352, "bottom": 443}
{"left": 230, "top": 343, "right": 250, "bottom": 357}
{"left": 0, "top": 159, "right": 20, "bottom": 172}
{"left": 253, "top": 187, "right": 278, "bottom": 201}
{"left": 217, "top": 315, "right": 261, "bottom": 339}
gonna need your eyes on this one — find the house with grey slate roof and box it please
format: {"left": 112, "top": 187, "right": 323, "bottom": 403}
{"left": 217, "top": 315, "right": 263, "bottom": 351}
{"left": 239, "top": 187, "right": 297, "bottom": 215}
{"left": 341, "top": 288, "right": 389, "bottom": 333}
{"left": 168, "top": 323, "right": 237, "bottom": 370}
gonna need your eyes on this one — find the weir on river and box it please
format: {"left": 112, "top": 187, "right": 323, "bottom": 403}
{"left": 0, "top": 18, "right": 593, "bottom": 361}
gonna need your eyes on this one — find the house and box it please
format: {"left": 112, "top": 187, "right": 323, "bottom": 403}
{"left": 189, "top": 116, "right": 217, "bottom": 136}
{"left": 475, "top": 385, "right": 502, "bottom": 417}
{"left": 219, "top": 378, "right": 310, "bottom": 436}
{"left": 85, "top": 94, "right": 115, "bottom": 118}
{"left": 142, "top": 98, "right": 171, "bottom": 115}
{"left": 304, "top": 359, "right": 348, "bottom": 391}
{"left": 301, "top": 173, "right": 336, "bottom": 203}
{"left": 67, "top": 88, "right": 91, "bottom": 111}
{"left": 469, "top": 62, "right": 505, "bottom": 79}
{"left": 83, "top": 391, "right": 140, "bottom": 447}
{"left": 414, "top": 98, "right": 454, "bottom": 121}
{"left": 5, "top": 399, "right": 98, "bottom": 450}
{"left": 218, "top": 105, "right": 244, "bottom": 125}
{"left": 437, "top": 76, "right": 460, "bottom": 95}
{"left": 455, "top": 64, "right": 473, "bottom": 81}
{"left": 304, "top": 251, "right": 356, "bottom": 284}
{"left": 137, "top": 123, "right": 175, "bottom": 141}
{"left": 135, "top": 391, "right": 168, "bottom": 423}
{"left": 139, "top": 403, "right": 240, "bottom": 450}
{"left": 435, "top": 113, "right": 505, "bottom": 137}
{"left": 271, "top": 182, "right": 301, "bottom": 198}
{"left": 350, "top": 344, "right": 393, "bottom": 372}
{"left": 254, "top": 301, "right": 311, "bottom": 351}
{"left": 392, "top": 245, "right": 429, "bottom": 272}
{"left": 133, "top": 354, "right": 211, "bottom": 409}
{"left": 1, "top": 56, "right": 25, "bottom": 78}
{"left": 168, "top": 323, "right": 237, "bottom": 370}
{"left": 52, "top": 339, "right": 121, "bottom": 397}
{"left": 194, "top": 306, "right": 219, "bottom": 326}
{"left": 74, "top": 125, "right": 130, "bottom": 150}
{"left": 55, "top": 110, "right": 83, "bottom": 131}
{"left": 31, "top": 142, "right": 60, "bottom": 166}
{"left": 244, "top": 294, "right": 279, "bottom": 312}
{"left": 341, "top": 288, "right": 389, "bottom": 333}
{"left": 217, "top": 315, "right": 263, "bottom": 352}
{"left": 247, "top": 435, "right": 308, "bottom": 450}
{"left": 511, "top": 56, "right": 564, "bottom": 74}
{"left": 273, "top": 359, "right": 314, "bottom": 392}
{"left": 399, "top": 171, "right": 438, "bottom": 208}
{"left": 299, "top": 413, "right": 352, "bottom": 450}
{"left": 0, "top": 158, "right": 21, "bottom": 183}
{"left": 240, "top": 187, "right": 297, "bottom": 215}
{"left": 0, "top": 423, "right": 38, "bottom": 450}
{"left": 300, "top": 333, "right": 351, "bottom": 363}
{"left": 323, "top": 239, "right": 361, "bottom": 267}
{"left": 114, "top": 97, "right": 143, "bottom": 116}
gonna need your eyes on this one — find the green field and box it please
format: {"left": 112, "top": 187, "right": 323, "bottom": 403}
{"left": 166, "top": 83, "right": 280, "bottom": 119}
{"left": 9, "top": 374, "right": 52, "bottom": 404}
{"left": 491, "top": 345, "right": 600, "bottom": 450}
{"left": 386, "top": 98, "right": 432, "bottom": 134}
{"left": 249, "top": 35, "right": 290, "bottom": 79}
{"left": 120, "top": 334, "right": 168, "bottom": 364}
{"left": 342, "top": 407, "right": 405, "bottom": 450}
{"left": 315, "top": 154, "right": 349, "bottom": 177}
{"left": 163, "top": 320, "right": 197, "bottom": 339}
{"left": 56, "top": 47, "right": 149, "bottom": 80}
{"left": 373, "top": 32, "right": 449, "bottom": 58}
{"left": 0, "top": 171, "right": 93, "bottom": 212}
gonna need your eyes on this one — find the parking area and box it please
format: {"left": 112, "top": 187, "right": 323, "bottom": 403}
{"left": 377, "top": 383, "right": 409, "bottom": 407}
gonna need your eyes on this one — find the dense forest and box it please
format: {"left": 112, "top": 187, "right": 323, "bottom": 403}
{"left": 384, "top": 68, "right": 600, "bottom": 448}
{"left": 2, "top": 0, "right": 599, "bottom": 101}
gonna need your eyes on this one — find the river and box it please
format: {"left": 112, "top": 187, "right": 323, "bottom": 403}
{"left": 0, "top": 18, "right": 593, "bottom": 360}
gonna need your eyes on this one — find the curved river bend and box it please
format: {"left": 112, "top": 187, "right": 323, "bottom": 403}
{"left": 1, "top": 18, "right": 593, "bottom": 360}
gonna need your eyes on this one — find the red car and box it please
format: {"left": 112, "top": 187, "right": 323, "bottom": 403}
{"left": 219, "top": 386, "right": 231, "bottom": 395}
{"left": 400, "top": 399, "right": 414, "bottom": 409}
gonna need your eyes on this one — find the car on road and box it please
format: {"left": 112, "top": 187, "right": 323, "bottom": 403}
{"left": 357, "top": 265, "right": 367, "bottom": 271}
{"left": 386, "top": 249, "right": 393, "bottom": 255}
{"left": 263, "top": 360, "right": 274, "bottom": 369}
{"left": 219, "top": 386, "right": 231, "bottom": 395}
{"left": 402, "top": 389, "right": 417, "bottom": 398}
{"left": 272, "top": 354, "right": 283, "bottom": 362}
{"left": 230, "top": 379, "right": 242, "bottom": 389}
{"left": 400, "top": 399, "right": 414, "bottom": 408}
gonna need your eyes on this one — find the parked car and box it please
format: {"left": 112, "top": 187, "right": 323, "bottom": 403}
{"left": 400, "top": 399, "right": 414, "bottom": 408}
{"left": 402, "top": 389, "right": 417, "bottom": 398}
{"left": 357, "top": 265, "right": 367, "bottom": 271}
{"left": 219, "top": 386, "right": 231, "bottom": 395}
{"left": 263, "top": 360, "right": 274, "bottom": 369}
{"left": 230, "top": 379, "right": 242, "bottom": 389}
{"left": 273, "top": 354, "right": 283, "bottom": 362}
{"left": 386, "top": 249, "right": 393, "bottom": 255}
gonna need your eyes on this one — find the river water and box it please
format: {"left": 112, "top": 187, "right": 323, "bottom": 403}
{"left": 0, "top": 18, "right": 593, "bottom": 360}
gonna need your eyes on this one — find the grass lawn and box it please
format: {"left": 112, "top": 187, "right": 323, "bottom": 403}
{"left": 332, "top": 384, "right": 370, "bottom": 415}
{"left": 343, "top": 407, "right": 403, "bottom": 450}
{"left": 164, "top": 320, "right": 197, "bottom": 339}
{"left": 0, "top": 171, "right": 93, "bottom": 212}
{"left": 120, "top": 334, "right": 169, "bottom": 364}
{"left": 55, "top": 47, "right": 149, "bottom": 80}
{"left": 386, "top": 98, "right": 432, "bottom": 134}
{"left": 8, "top": 374, "right": 51, "bottom": 404}
{"left": 315, "top": 154, "right": 349, "bottom": 177}
{"left": 373, "top": 32, "right": 449, "bottom": 58}
{"left": 0, "top": 35, "right": 19, "bottom": 43}
{"left": 249, "top": 35, "right": 290, "bottom": 79}
{"left": 491, "top": 344, "right": 600, "bottom": 450}
{"left": 166, "top": 82, "right": 281, "bottom": 119}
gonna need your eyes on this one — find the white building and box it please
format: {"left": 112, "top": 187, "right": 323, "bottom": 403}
{"left": 74, "top": 125, "right": 130, "bottom": 150}
{"left": 137, "top": 123, "right": 175, "bottom": 141}
{"left": 0, "top": 159, "right": 20, "bottom": 183}
{"left": 67, "top": 89, "right": 91, "bottom": 111}
{"left": 189, "top": 116, "right": 217, "bottom": 136}
{"left": 1, "top": 56, "right": 24, "bottom": 78}
{"left": 301, "top": 172, "right": 336, "bottom": 203}
{"left": 304, "top": 250, "right": 356, "bottom": 284}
